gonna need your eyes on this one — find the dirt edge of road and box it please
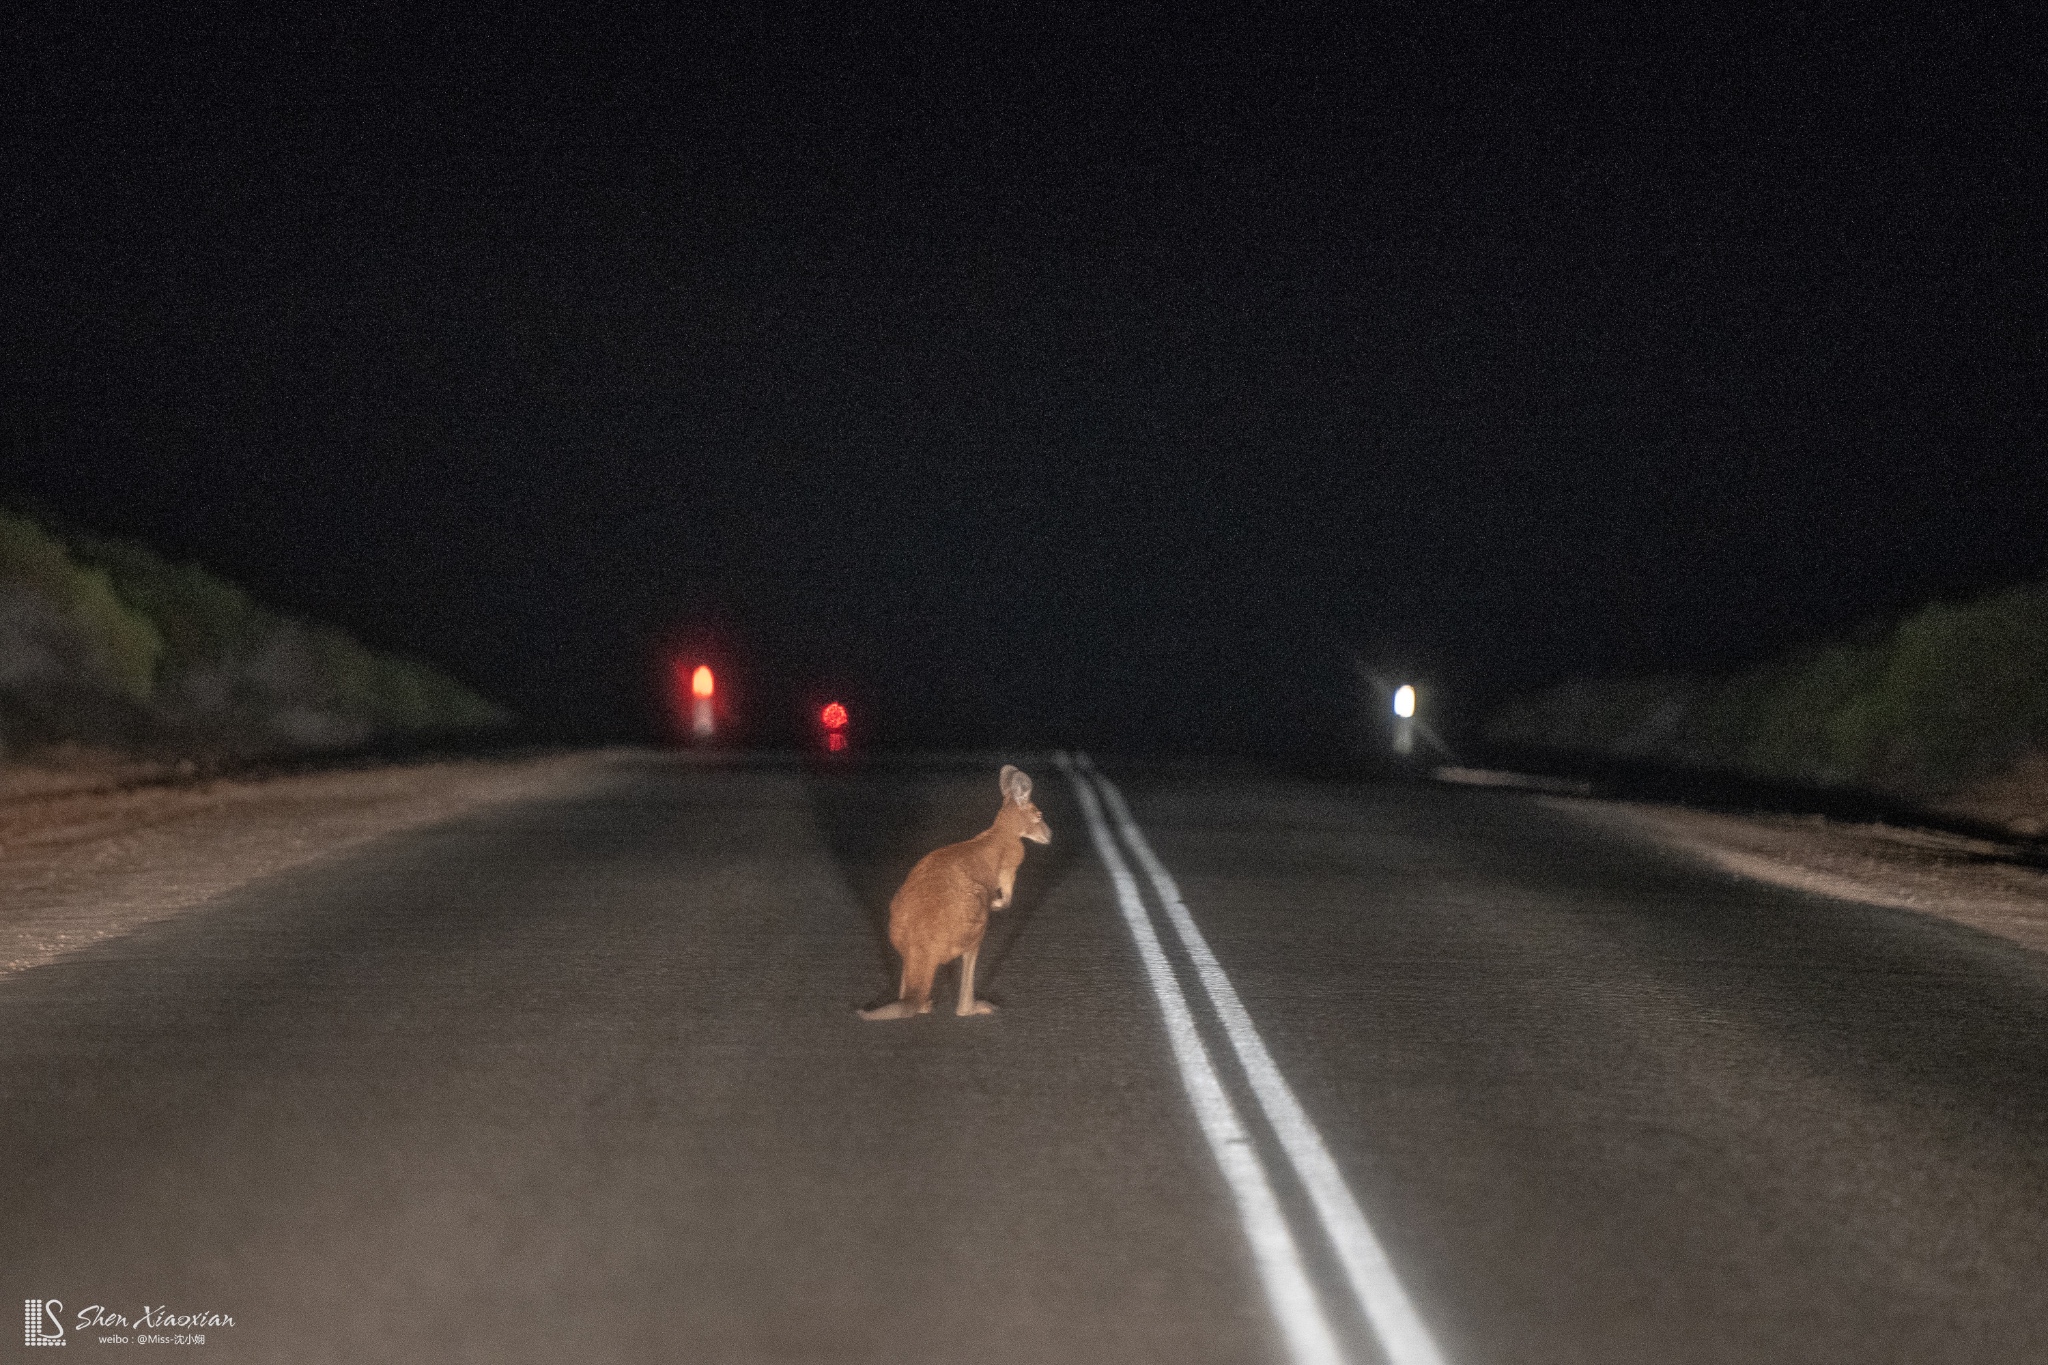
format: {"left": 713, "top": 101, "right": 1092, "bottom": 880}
{"left": 1552, "top": 796, "right": 2048, "bottom": 958}
{"left": 0, "top": 748, "right": 632, "bottom": 978}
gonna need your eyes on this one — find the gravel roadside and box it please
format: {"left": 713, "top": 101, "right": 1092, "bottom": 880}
{"left": 1554, "top": 796, "right": 2048, "bottom": 958}
{"left": 0, "top": 749, "right": 628, "bottom": 976}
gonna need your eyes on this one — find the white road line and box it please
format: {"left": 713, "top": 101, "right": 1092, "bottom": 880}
{"left": 1056, "top": 752, "right": 1345, "bottom": 1365}
{"left": 1080, "top": 754, "right": 1451, "bottom": 1365}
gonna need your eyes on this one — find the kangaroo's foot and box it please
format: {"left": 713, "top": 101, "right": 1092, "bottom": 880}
{"left": 955, "top": 946, "right": 995, "bottom": 1016}
{"left": 859, "top": 999, "right": 929, "bottom": 1020}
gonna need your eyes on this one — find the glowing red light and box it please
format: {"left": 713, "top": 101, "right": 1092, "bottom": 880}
{"left": 691, "top": 665, "right": 715, "bottom": 699}
{"left": 821, "top": 701, "right": 848, "bottom": 730}
{"left": 827, "top": 731, "right": 847, "bottom": 752}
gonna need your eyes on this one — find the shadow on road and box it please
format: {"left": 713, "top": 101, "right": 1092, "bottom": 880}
{"left": 801, "top": 756, "right": 1079, "bottom": 1011}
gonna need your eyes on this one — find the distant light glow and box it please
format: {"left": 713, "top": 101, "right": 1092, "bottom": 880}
{"left": 1393, "top": 684, "right": 1416, "bottom": 718}
{"left": 691, "top": 665, "right": 715, "bottom": 699}
{"left": 827, "top": 731, "right": 847, "bottom": 752}
{"left": 821, "top": 701, "right": 848, "bottom": 730}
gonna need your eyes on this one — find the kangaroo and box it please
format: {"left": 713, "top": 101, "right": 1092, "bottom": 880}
{"left": 859, "top": 765, "right": 1051, "bottom": 1019}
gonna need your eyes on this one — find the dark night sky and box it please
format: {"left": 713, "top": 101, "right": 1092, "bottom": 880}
{"left": 4, "top": 6, "right": 2044, "bottom": 752}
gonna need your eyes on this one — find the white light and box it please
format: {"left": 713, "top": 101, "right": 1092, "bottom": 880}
{"left": 1393, "top": 684, "right": 1416, "bottom": 719}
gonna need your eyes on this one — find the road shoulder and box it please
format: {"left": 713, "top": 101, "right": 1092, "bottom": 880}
{"left": 1550, "top": 796, "right": 2048, "bottom": 957}
{"left": 0, "top": 749, "right": 627, "bottom": 976}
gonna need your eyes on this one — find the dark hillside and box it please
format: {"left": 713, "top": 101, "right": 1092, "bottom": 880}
{"left": 1488, "top": 584, "right": 2048, "bottom": 797}
{"left": 0, "top": 509, "right": 506, "bottom": 762}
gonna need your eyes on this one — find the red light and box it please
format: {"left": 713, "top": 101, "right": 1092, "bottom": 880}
{"left": 821, "top": 701, "right": 848, "bottom": 730}
{"left": 827, "top": 731, "right": 847, "bottom": 752}
{"left": 691, "top": 665, "right": 715, "bottom": 699}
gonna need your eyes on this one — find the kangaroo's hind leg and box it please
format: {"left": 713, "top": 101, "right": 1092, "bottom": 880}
{"left": 956, "top": 943, "right": 996, "bottom": 1016}
{"left": 860, "top": 950, "right": 939, "bottom": 1020}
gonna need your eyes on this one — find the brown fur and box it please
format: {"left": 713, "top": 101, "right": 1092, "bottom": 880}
{"left": 859, "top": 765, "right": 1051, "bottom": 1019}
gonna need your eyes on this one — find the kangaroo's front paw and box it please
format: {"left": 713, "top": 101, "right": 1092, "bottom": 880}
{"left": 957, "top": 999, "right": 998, "bottom": 1017}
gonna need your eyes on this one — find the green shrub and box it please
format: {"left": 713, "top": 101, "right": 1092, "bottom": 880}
{"left": 0, "top": 511, "right": 162, "bottom": 703}
{"left": 1488, "top": 582, "right": 2048, "bottom": 793}
{"left": 79, "top": 537, "right": 270, "bottom": 678}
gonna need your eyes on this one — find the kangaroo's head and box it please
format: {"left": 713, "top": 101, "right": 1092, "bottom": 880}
{"left": 999, "top": 765, "right": 1052, "bottom": 844}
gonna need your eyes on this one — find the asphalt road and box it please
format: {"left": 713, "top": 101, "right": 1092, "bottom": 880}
{"left": 5, "top": 752, "right": 2047, "bottom": 1363}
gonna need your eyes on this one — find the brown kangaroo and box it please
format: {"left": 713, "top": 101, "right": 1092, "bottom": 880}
{"left": 859, "top": 765, "right": 1051, "bottom": 1019}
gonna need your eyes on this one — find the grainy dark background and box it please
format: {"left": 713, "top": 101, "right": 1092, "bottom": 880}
{"left": 4, "top": 6, "right": 2042, "bottom": 751}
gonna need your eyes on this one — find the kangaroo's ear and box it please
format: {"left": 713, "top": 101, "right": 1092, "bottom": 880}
{"left": 1000, "top": 764, "right": 1030, "bottom": 803}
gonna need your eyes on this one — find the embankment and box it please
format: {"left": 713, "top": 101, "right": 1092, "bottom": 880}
{"left": 0, "top": 508, "right": 507, "bottom": 762}
{"left": 1487, "top": 582, "right": 2048, "bottom": 830}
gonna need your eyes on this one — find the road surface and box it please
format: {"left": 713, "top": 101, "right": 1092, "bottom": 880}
{"left": 5, "top": 752, "right": 2046, "bottom": 1362}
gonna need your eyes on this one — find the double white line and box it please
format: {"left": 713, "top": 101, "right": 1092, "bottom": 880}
{"left": 1057, "top": 752, "right": 1448, "bottom": 1365}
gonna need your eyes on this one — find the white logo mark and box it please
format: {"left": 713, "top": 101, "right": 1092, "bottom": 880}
{"left": 25, "top": 1298, "right": 66, "bottom": 1346}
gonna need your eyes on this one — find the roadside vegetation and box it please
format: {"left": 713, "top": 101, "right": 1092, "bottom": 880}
{"left": 0, "top": 508, "right": 507, "bottom": 762}
{"left": 1487, "top": 582, "right": 2048, "bottom": 797}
